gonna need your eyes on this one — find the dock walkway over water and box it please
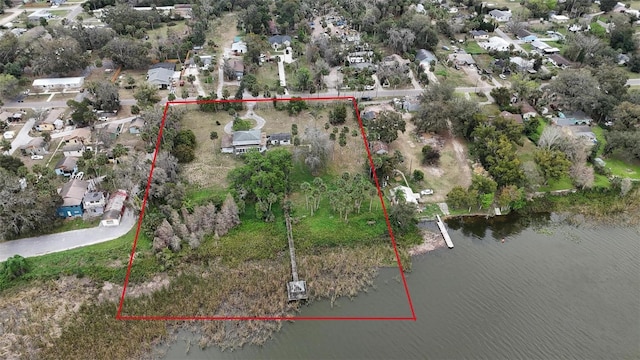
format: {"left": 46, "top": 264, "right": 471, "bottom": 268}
{"left": 285, "top": 214, "right": 308, "bottom": 301}
{"left": 436, "top": 215, "right": 454, "bottom": 249}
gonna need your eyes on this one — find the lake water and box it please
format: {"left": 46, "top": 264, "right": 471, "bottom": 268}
{"left": 162, "top": 214, "right": 640, "bottom": 359}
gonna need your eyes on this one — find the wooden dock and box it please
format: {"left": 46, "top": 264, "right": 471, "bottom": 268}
{"left": 436, "top": 215, "right": 454, "bottom": 249}
{"left": 285, "top": 214, "right": 308, "bottom": 301}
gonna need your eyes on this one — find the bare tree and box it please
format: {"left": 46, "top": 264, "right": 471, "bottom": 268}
{"left": 569, "top": 164, "right": 594, "bottom": 189}
{"left": 538, "top": 126, "right": 565, "bottom": 149}
{"left": 386, "top": 28, "right": 416, "bottom": 54}
{"left": 153, "top": 218, "right": 174, "bottom": 252}
{"left": 216, "top": 194, "right": 241, "bottom": 236}
{"left": 295, "top": 127, "right": 333, "bottom": 176}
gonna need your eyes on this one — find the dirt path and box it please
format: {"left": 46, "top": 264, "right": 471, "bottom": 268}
{"left": 451, "top": 137, "right": 473, "bottom": 188}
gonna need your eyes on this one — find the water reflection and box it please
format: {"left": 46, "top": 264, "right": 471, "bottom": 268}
{"left": 445, "top": 212, "right": 552, "bottom": 241}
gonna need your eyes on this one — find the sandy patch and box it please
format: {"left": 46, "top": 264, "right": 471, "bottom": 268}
{"left": 409, "top": 229, "right": 446, "bottom": 256}
{"left": 98, "top": 274, "right": 171, "bottom": 304}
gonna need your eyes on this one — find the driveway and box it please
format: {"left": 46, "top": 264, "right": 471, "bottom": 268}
{"left": 8, "top": 118, "right": 35, "bottom": 155}
{"left": 223, "top": 102, "right": 266, "bottom": 134}
{"left": 0, "top": 210, "right": 136, "bottom": 262}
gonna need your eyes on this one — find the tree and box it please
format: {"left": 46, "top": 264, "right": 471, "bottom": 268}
{"left": 0, "top": 155, "right": 24, "bottom": 174}
{"left": 497, "top": 185, "right": 525, "bottom": 212}
{"left": 31, "top": 36, "right": 88, "bottom": 75}
{"left": 1, "top": 255, "right": 30, "bottom": 281}
{"left": 87, "top": 81, "right": 120, "bottom": 112}
{"left": 296, "top": 67, "right": 311, "bottom": 91}
{"left": 329, "top": 104, "right": 347, "bottom": 125}
{"left": 534, "top": 149, "right": 571, "bottom": 184}
{"left": 421, "top": 145, "right": 440, "bottom": 166}
{"left": 490, "top": 87, "right": 512, "bottom": 109}
{"left": 134, "top": 83, "right": 161, "bottom": 108}
{"left": 548, "top": 69, "right": 600, "bottom": 113}
{"left": 67, "top": 99, "right": 97, "bottom": 127}
{"left": 446, "top": 186, "right": 470, "bottom": 210}
{"left": 103, "top": 37, "right": 149, "bottom": 69}
{"left": 367, "top": 110, "right": 406, "bottom": 143}
{"left": 599, "top": 0, "right": 617, "bottom": 11}
{"left": 569, "top": 163, "right": 594, "bottom": 189}
{"left": 0, "top": 74, "right": 20, "bottom": 99}
{"left": 386, "top": 28, "right": 416, "bottom": 54}
{"left": 537, "top": 126, "right": 565, "bottom": 149}
{"left": 216, "top": 194, "right": 241, "bottom": 236}
{"left": 611, "top": 101, "right": 640, "bottom": 131}
{"left": 604, "top": 131, "right": 640, "bottom": 160}
{"left": 295, "top": 127, "right": 332, "bottom": 176}
{"left": 388, "top": 202, "right": 417, "bottom": 236}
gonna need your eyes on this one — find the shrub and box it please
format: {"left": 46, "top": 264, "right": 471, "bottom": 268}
{"left": 131, "top": 105, "right": 140, "bottom": 114}
{"left": 95, "top": 59, "right": 103, "bottom": 68}
{"left": 210, "top": 131, "right": 218, "bottom": 140}
{"left": 412, "top": 169, "right": 424, "bottom": 182}
{"left": 421, "top": 145, "right": 441, "bottom": 166}
{"left": 1, "top": 255, "right": 30, "bottom": 281}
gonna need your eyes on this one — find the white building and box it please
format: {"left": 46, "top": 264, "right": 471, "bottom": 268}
{"left": 100, "top": 190, "right": 127, "bottom": 227}
{"left": 32, "top": 77, "right": 84, "bottom": 90}
{"left": 550, "top": 14, "right": 570, "bottom": 23}
{"left": 479, "top": 36, "right": 510, "bottom": 52}
{"left": 390, "top": 186, "right": 419, "bottom": 205}
{"left": 489, "top": 9, "right": 512, "bottom": 22}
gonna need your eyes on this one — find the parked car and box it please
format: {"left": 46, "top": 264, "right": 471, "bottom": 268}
{"left": 364, "top": 85, "right": 375, "bottom": 90}
{"left": 31, "top": 155, "right": 44, "bottom": 160}
{"left": 499, "top": 74, "right": 507, "bottom": 80}
{"left": 420, "top": 189, "right": 434, "bottom": 196}
{"left": 360, "top": 96, "right": 372, "bottom": 101}
{"left": 98, "top": 116, "right": 108, "bottom": 121}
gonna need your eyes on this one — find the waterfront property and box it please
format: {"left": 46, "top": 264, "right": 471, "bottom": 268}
{"left": 436, "top": 215, "right": 454, "bottom": 248}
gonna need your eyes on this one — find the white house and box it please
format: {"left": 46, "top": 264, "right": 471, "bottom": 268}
{"left": 550, "top": 14, "right": 570, "bottom": 23}
{"left": 83, "top": 191, "right": 106, "bottom": 217}
{"left": 231, "top": 41, "right": 247, "bottom": 55}
{"left": 469, "top": 30, "right": 490, "bottom": 40}
{"left": 100, "top": 190, "right": 127, "bottom": 227}
{"left": 221, "top": 130, "right": 267, "bottom": 154}
{"left": 267, "top": 133, "right": 291, "bottom": 146}
{"left": 479, "top": 36, "right": 510, "bottom": 51}
{"left": 390, "top": 186, "right": 419, "bottom": 205}
{"left": 489, "top": 9, "right": 512, "bottom": 22}
{"left": 32, "top": 77, "right": 84, "bottom": 90}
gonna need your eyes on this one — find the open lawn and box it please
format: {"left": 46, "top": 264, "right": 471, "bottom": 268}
{"left": 254, "top": 62, "right": 279, "bottom": 90}
{"left": 433, "top": 64, "right": 473, "bottom": 87}
{"left": 601, "top": 157, "right": 640, "bottom": 180}
{"left": 537, "top": 175, "right": 574, "bottom": 192}
{"left": 51, "top": 93, "right": 79, "bottom": 101}
{"left": 463, "top": 42, "right": 487, "bottom": 55}
{"left": 145, "top": 21, "right": 189, "bottom": 52}
{"left": 517, "top": 137, "right": 538, "bottom": 163}
{"left": 592, "top": 125, "right": 605, "bottom": 156}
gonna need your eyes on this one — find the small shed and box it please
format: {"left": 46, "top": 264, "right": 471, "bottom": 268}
{"left": 100, "top": 190, "right": 128, "bottom": 227}
{"left": 268, "top": 133, "right": 291, "bottom": 145}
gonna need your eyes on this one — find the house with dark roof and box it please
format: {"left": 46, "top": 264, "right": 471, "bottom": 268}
{"left": 416, "top": 49, "right": 438, "bottom": 67}
{"left": 499, "top": 111, "right": 524, "bottom": 124}
{"left": 548, "top": 54, "right": 571, "bottom": 69}
{"left": 268, "top": 35, "right": 292, "bottom": 50}
{"left": 54, "top": 156, "right": 78, "bottom": 177}
{"left": 150, "top": 62, "right": 176, "bottom": 71}
{"left": 469, "top": 30, "right": 489, "bottom": 40}
{"left": 520, "top": 102, "right": 538, "bottom": 120}
{"left": 62, "top": 139, "right": 85, "bottom": 157}
{"left": 146, "top": 66, "right": 175, "bottom": 89}
{"left": 267, "top": 133, "right": 291, "bottom": 146}
{"left": 370, "top": 141, "right": 389, "bottom": 155}
{"left": 231, "top": 59, "right": 244, "bottom": 80}
{"left": 221, "top": 130, "right": 267, "bottom": 154}
{"left": 448, "top": 53, "right": 476, "bottom": 66}
{"left": 57, "top": 179, "right": 89, "bottom": 217}
{"left": 516, "top": 29, "right": 537, "bottom": 43}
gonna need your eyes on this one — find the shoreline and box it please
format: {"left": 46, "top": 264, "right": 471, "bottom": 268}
{"left": 409, "top": 228, "right": 447, "bottom": 256}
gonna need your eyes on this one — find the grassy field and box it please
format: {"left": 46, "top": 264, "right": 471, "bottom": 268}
{"left": 433, "top": 64, "right": 473, "bottom": 87}
{"left": 537, "top": 175, "right": 574, "bottom": 192}
{"left": 463, "top": 42, "right": 487, "bottom": 55}
{"left": 602, "top": 157, "right": 640, "bottom": 179}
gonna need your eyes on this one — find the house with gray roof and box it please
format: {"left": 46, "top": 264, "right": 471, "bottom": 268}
{"left": 221, "top": 130, "right": 267, "bottom": 154}
{"left": 54, "top": 156, "right": 78, "bottom": 177}
{"left": 416, "top": 49, "right": 438, "bottom": 67}
{"left": 57, "top": 179, "right": 89, "bottom": 217}
{"left": 146, "top": 67, "right": 175, "bottom": 89}
{"left": 268, "top": 35, "right": 292, "bottom": 50}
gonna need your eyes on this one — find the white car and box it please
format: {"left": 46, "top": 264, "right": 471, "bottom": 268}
{"left": 31, "top": 155, "right": 44, "bottom": 160}
{"left": 364, "top": 85, "right": 375, "bottom": 90}
{"left": 420, "top": 189, "right": 434, "bottom": 196}
{"left": 499, "top": 74, "right": 507, "bottom": 80}
{"left": 98, "top": 116, "right": 108, "bottom": 121}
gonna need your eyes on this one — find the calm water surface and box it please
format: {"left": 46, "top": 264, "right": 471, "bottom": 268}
{"left": 163, "top": 215, "right": 640, "bottom": 360}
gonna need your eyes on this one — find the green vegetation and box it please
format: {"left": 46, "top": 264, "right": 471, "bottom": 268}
{"left": 231, "top": 117, "right": 253, "bottom": 131}
{"left": 536, "top": 176, "right": 574, "bottom": 192}
{"left": 463, "top": 42, "right": 487, "bottom": 54}
{"left": 602, "top": 157, "right": 640, "bottom": 179}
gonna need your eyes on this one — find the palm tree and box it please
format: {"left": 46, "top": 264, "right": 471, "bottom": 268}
{"left": 300, "top": 182, "right": 311, "bottom": 211}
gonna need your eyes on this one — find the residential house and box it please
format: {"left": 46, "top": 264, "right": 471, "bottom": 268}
{"left": 520, "top": 102, "right": 538, "bottom": 120}
{"left": 469, "top": 30, "right": 490, "bottom": 40}
{"left": 553, "top": 112, "right": 592, "bottom": 126}
{"left": 36, "top": 108, "right": 65, "bottom": 132}
{"left": 27, "top": 9, "right": 53, "bottom": 23}
{"left": 550, "top": 14, "right": 570, "bottom": 23}
{"left": 32, "top": 77, "right": 84, "bottom": 90}
{"left": 146, "top": 67, "right": 175, "bottom": 89}
{"left": 448, "top": 53, "right": 476, "bottom": 66}
{"left": 129, "top": 117, "right": 145, "bottom": 134}
{"left": 402, "top": 98, "right": 421, "bottom": 112}
{"left": 510, "top": 56, "right": 534, "bottom": 71}
{"left": 62, "top": 141, "right": 85, "bottom": 157}
{"left": 361, "top": 110, "right": 377, "bottom": 121}
{"left": 100, "top": 190, "right": 127, "bottom": 226}
{"left": 19, "top": 137, "right": 48, "bottom": 156}
{"left": 9, "top": 113, "right": 22, "bottom": 122}
{"left": 220, "top": 130, "right": 267, "bottom": 154}
{"left": 499, "top": 111, "right": 524, "bottom": 124}
{"left": 231, "top": 59, "right": 244, "bottom": 80}
{"left": 489, "top": 9, "right": 512, "bottom": 22}
{"left": 54, "top": 156, "right": 78, "bottom": 177}
{"left": 0, "top": 111, "right": 13, "bottom": 124}
{"left": 617, "top": 53, "right": 631, "bottom": 66}
{"left": 231, "top": 40, "right": 247, "bottom": 55}
{"left": 479, "top": 36, "right": 510, "bottom": 52}
{"left": 370, "top": 141, "right": 389, "bottom": 155}
{"left": 267, "top": 133, "right": 291, "bottom": 146}
{"left": 268, "top": 35, "right": 292, "bottom": 50}
{"left": 349, "top": 62, "right": 376, "bottom": 72}
{"left": 516, "top": 29, "right": 537, "bottom": 43}
{"left": 56, "top": 179, "right": 89, "bottom": 218}
{"left": 416, "top": 49, "right": 438, "bottom": 68}
{"left": 531, "top": 40, "right": 559, "bottom": 54}
{"left": 347, "top": 51, "right": 374, "bottom": 64}
{"left": 105, "top": 122, "right": 122, "bottom": 139}
{"left": 390, "top": 186, "right": 419, "bottom": 204}
{"left": 548, "top": 54, "right": 571, "bottom": 69}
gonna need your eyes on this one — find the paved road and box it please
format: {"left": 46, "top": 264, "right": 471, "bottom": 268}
{"left": 223, "top": 102, "right": 266, "bottom": 134}
{"left": 627, "top": 79, "right": 640, "bottom": 86}
{"left": 0, "top": 210, "right": 136, "bottom": 262}
{"left": 8, "top": 118, "right": 35, "bottom": 155}
{"left": 0, "top": 9, "right": 25, "bottom": 26}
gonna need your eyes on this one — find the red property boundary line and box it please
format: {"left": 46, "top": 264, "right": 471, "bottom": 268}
{"left": 116, "top": 96, "right": 416, "bottom": 321}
